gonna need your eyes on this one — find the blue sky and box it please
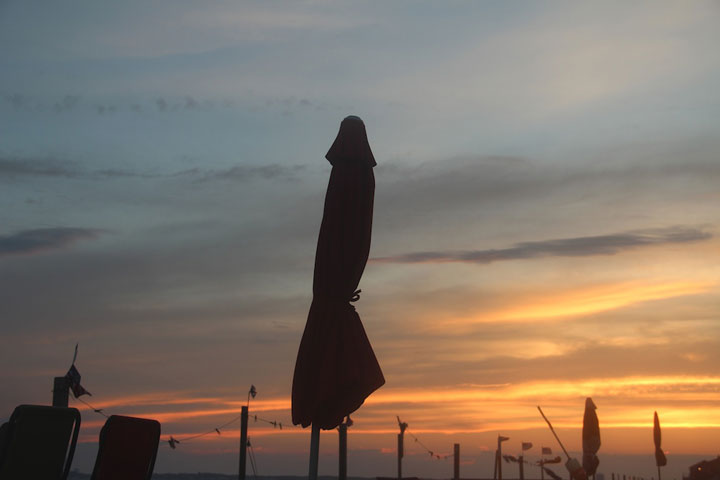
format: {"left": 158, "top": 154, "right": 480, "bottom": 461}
{"left": 2, "top": 1, "right": 719, "bottom": 477}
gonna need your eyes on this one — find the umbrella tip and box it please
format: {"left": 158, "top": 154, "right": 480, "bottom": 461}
{"left": 343, "top": 115, "right": 364, "bottom": 124}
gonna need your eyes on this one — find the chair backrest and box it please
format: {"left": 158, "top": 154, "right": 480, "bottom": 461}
{"left": 0, "top": 404, "right": 81, "bottom": 480}
{"left": 91, "top": 415, "right": 161, "bottom": 480}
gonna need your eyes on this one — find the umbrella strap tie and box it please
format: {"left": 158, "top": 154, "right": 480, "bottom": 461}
{"left": 350, "top": 289, "right": 361, "bottom": 302}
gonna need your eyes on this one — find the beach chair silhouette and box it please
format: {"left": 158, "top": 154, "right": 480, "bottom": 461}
{"left": 0, "top": 404, "right": 81, "bottom": 480}
{"left": 90, "top": 415, "right": 160, "bottom": 480}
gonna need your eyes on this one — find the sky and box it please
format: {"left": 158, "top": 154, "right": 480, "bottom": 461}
{"left": 1, "top": 1, "right": 719, "bottom": 478}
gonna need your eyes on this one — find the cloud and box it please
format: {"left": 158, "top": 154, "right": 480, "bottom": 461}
{"left": 0, "top": 155, "right": 308, "bottom": 183}
{"left": 372, "top": 226, "right": 712, "bottom": 264}
{"left": 0, "top": 227, "right": 103, "bottom": 257}
{"left": 182, "top": 164, "right": 308, "bottom": 183}
{"left": 0, "top": 157, "right": 81, "bottom": 178}
{"left": 0, "top": 156, "right": 151, "bottom": 180}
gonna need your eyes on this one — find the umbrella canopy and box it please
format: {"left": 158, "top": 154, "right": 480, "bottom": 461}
{"left": 292, "top": 116, "right": 385, "bottom": 430}
{"left": 654, "top": 411, "right": 667, "bottom": 467}
{"left": 582, "top": 397, "right": 601, "bottom": 476}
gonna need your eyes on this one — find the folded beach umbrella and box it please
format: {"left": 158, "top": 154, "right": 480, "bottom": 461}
{"left": 292, "top": 116, "right": 385, "bottom": 431}
{"left": 654, "top": 411, "right": 667, "bottom": 470}
{"left": 582, "top": 397, "right": 601, "bottom": 476}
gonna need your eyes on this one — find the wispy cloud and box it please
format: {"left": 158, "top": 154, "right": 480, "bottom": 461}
{"left": 0, "top": 227, "right": 103, "bottom": 257}
{"left": 372, "top": 226, "right": 712, "bottom": 264}
{"left": 0, "top": 157, "right": 148, "bottom": 180}
{"left": 0, "top": 156, "right": 308, "bottom": 183}
{"left": 185, "top": 164, "right": 307, "bottom": 183}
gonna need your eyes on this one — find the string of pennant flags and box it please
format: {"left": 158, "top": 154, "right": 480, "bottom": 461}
{"left": 403, "top": 425, "right": 453, "bottom": 461}
{"left": 70, "top": 385, "right": 298, "bottom": 450}
{"left": 63, "top": 345, "right": 296, "bottom": 455}
{"left": 56, "top": 345, "right": 566, "bottom": 474}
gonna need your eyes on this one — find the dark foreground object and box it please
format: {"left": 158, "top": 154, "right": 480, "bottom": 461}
{"left": 0, "top": 404, "right": 81, "bottom": 480}
{"left": 91, "top": 415, "right": 161, "bottom": 480}
{"left": 292, "top": 115, "right": 385, "bottom": 430}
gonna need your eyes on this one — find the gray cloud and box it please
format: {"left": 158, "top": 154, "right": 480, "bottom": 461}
{"left": 0, "top": 156, "right": 308, "bottom": 183}
{"left": 179, "top": 164, "right": 307, "bottom": 183}
{"left": 372, "top": 226, "right": 712, "bottom": 264}
{"left": 0, "top": 157, "right": 81, "bottom": 178}
{"left": 0, "top": 227, "right": 103, "bottom": 257}
{"left": 0, "top": 157, "right": 153, "bottom": 180}
{"left": 3, "top": 92, "right": 323, "bottom": 116}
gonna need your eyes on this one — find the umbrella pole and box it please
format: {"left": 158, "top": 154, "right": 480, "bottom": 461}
{"left": 537, "top": 406, "right": 571, "bottom": 459}
{"left": 309, "top": 423, "right": 320, "bottom": 480}
{"left": 657, "top": 466, "right": 661, "bottom": 480}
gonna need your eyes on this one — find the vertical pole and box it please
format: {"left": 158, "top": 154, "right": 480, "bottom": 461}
{"left": 309, "top": 423, "right": 320, "bottom": 480}
{"left": 493, "top": 450, "right": 498, "bottom": 480}
{"left": 498, "top": 441, "right": 503, "bottom": 480}
{"left": 339, "top": 424, "right": 348, "bottom": 480}
{"left": 453, "top": 443, "right": 460, "bottom": 480}
{"left": 239, "top": 406, "right": 248, "bottom": 480}
{"left": 541, "top": 462, "right": 545, "bottom": 480}
{"left": 657, "top": 466, "right": 661, "bottom": 480}
{"left": 519, "top": 455, "right": 524, "bottom": 480}
{"left": 53, "top": 377, "right": 69, "bottom": 407}
{"left": 397, "top": 433, "right": 403, "bottom": 480}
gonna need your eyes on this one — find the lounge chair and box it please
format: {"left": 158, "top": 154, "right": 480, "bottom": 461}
{"left": 90, "top": 415, "right": 161, "bottom": 480}
{"left": 0, "top": 404, "right": 81, "bottom": 480}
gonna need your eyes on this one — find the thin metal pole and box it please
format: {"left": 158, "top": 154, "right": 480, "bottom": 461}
{"left": 493, "top": 450, "right": 498, "bottom": 480}
{"left": 397, "top": 433, "right": 403, "bottom": 480}
{"left": 657, "top": 466, "right": 662, "bottom": 480}
{"left": 309, "top": 423, "right": 320, "bottom": 480}
{"left": 498, "top": 439, "right": 503, "bottom": 480}
{"left": 520, "top": 455, "right": 525, "bottom": 480}
{"left": 537, "top": 406, "right": 570, "bottom": 459}
{"left": 453, "top": 443, "right": 460, "bottom": 480}
{"left": 339, "top": 424, "right": 348, "bottom": 480}
{"left": 239, "top": 406, "right": 248, "bottom": 480}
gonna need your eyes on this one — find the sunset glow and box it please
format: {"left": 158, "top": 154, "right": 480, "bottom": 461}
{"left": 2, "top": 1, "right": 719, "bottom": 478}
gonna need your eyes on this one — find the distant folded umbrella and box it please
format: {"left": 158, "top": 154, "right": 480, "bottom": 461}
{"left": 654, "top": 411, "right": 667, "bottom": 467}
{"left": 582, "top": 397, "right": 600, "bottom": 476}
{"left": 292, "top": 116, "right": 385, "bottom": 430}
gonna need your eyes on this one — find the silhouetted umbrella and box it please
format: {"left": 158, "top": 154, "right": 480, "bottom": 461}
{"left": 292, "top": 115, "right": 384, "bottom": 430}
{"left": 654, "top": 411, "right": 667, "bottom": 478}
{"left": 582, "top": 397, "right": 601, "bottom": 477}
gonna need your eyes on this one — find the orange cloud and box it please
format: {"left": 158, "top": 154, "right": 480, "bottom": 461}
{"left": 437, "top": 281, "right": 714, "bottom": 327}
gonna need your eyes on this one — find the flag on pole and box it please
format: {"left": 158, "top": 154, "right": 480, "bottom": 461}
{"left": 499, "top": 435, "right": 510, "bottom": 442}
{"left": 522, "top": 442, "right": 533, "bottom": 451}
{"left": 249, "top": 385, "right": 257, "bottom": 398}
{"left": 65, "top": 351, "right": 91, "bottom": 399}
{"left": 542, "top": 447, "right": 553, "bottom": 455}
